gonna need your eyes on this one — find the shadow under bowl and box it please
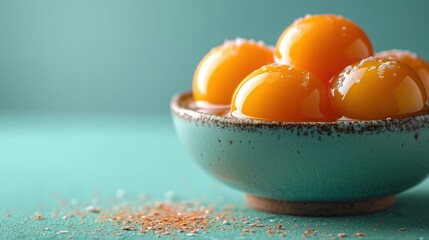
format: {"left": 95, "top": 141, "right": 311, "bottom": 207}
{"left": 171, "top": 91, "right": 429, "bottom": 216}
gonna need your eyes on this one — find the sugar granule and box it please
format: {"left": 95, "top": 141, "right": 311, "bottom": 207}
{"left": 85, "top": 206, "right": 101, "bottom": 214}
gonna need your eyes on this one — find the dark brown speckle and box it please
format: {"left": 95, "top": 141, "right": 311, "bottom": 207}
{"left": 172, "top": 92, "right": 429, "bottom": 137}
{"left": 414, "top": 132, "right": 419, "bottom": 140}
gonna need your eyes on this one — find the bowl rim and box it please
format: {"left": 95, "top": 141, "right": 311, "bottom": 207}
{"left": 171, "top": 91, "right": 429, "bottom": 132}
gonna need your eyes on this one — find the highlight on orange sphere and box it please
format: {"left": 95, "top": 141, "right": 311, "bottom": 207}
{"left": 275, "top": 14, "right": 373, "bottom": 83}
{"left": 231, "top": 63, "right": 335, "bottom": 122}
{"left": 329, "top": 57, "right": 427, "bottom": 120}
{"left": 376, "top": 49, "right": 429, "bottom": 102}
{"left": 193, "top": 38, "right": 274, "bottom": 106}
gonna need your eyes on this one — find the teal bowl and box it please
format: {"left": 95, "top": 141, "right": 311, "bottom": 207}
{"left": 171, "top": 92, "right": 429, "bottom": 215}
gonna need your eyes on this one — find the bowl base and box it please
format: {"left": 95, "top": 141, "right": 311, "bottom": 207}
{"left": 245, "top": 194, "right": 395, "bottom": 216}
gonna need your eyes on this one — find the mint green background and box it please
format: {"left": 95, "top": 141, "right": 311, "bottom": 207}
{"left": 0, "top": 0, "right": 428, "bottom": 113}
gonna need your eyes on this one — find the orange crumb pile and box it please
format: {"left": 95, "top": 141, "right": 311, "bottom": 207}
{"left": 98, "top": 202, "right": 215, "bottom": 236}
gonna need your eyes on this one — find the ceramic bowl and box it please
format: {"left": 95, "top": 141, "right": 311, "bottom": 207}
{"left": 171, "top": 91, "right": 429, "bottom": 215}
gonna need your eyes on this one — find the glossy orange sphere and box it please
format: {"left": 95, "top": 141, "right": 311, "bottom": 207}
{"left": 193, "top": 39, "right": 274, "bottom": 106}
{"left": 231, "top": 64, "right": 335, "bottom": 122}
{"left": 275, "top": 14, "right": 373, "bottom": 83}
{"left": 376, "top": 49, "right": 429, "bottom": 102}
{"left": 329, "top": 57, "right": 427, "bottom": 120}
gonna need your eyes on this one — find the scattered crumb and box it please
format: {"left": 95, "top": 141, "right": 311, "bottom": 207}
{"left": 35, "top": 212, "right": 43, "bottom": 221}
{"left": 62, "top": 214, "right": 74, "bottom": 219}
{"left": 20, "top": 191, "right": 404, "bottom": 239}
{"left": 85, "top": 206, "right": 101, "bottom": 214}
{"left": 121, "top": 225, "right": 137, "bottom": 231}
{"left": 302, "top": 228, "right": 316, "bottom": 238}
{"left": 249, "top": 223, "right": 264, "bottom": 227}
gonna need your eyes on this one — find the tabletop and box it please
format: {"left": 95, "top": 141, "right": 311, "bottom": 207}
{"left": 0, "top": 113, "right": 428, "bottom": 239}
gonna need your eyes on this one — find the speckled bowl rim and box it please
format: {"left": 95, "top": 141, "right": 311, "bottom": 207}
{"left": 171, "top": 91, "right": 429, "bottom": 134}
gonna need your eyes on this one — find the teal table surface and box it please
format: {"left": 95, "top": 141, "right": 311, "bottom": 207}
{"left": 0, "top": 113, "right": 428, "bottom": 240}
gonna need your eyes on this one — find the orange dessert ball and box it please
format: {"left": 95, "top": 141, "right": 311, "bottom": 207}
{"left": 193, "top": 39, "right": 274, "bottom": 106}
{"left": 275, "top": 14, "right": 373, "bottom": 83}
{"left": 231, "top": 64, "right": 334, "bottom": 122}
{"left": 376, "top": 49, "right": 429, "bottom": 101}
{"left": 329, "top": 57, "right": 427, "bottom": 120}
